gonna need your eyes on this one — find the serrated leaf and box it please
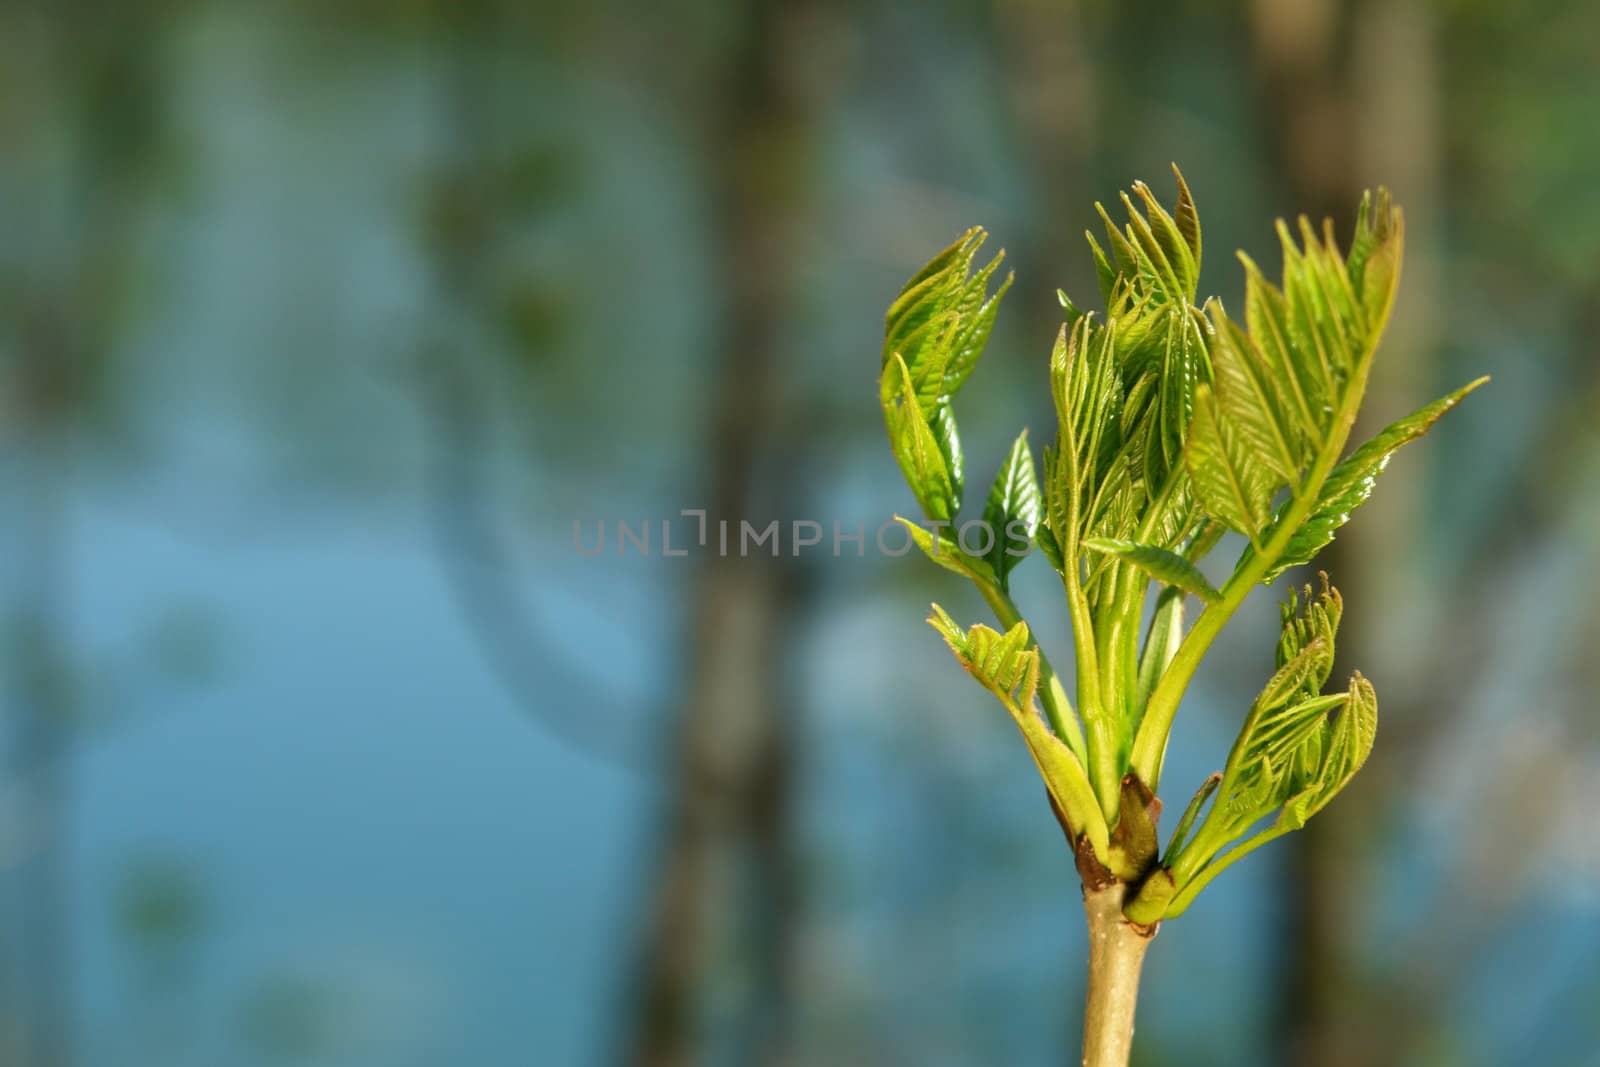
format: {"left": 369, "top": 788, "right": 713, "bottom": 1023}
{"left": 1209, "top": 306, "right": 1304, "bottom": 483}
{"left": 1083, "top": 537, "right": 1221, "bottom": 604}
{"left": 882, "top": 228, "right": 1012, "bottom": 419}
{"left": 883, "top": 230, "right": 978, "bottom": 371}
{"left": 1131, "top": 181, "right": 1197, "bottom": 299}
{"left": 1276, "top": 217, "right": 1370, "bottom": 389}
{"left": 1240, "top": 252, "right": 1326, "bottom": 441}
{"left": 1153, "top": 304, "right": 1209, "bottom": 478}
{"left": 1086, "top": 232, "right": 1118, "bottom": 306}
{"left": 927, "top": 607, "right": 1039, "bottom": 708}
{"left": 1036, "top": 519, "right": 1066, "bottom": 574}
{"left": 1120, "top": 190, "right": 1187, "bottom": 301}
{"left": 1278, "top": 672, "right": 1376, "bottom": 830}
{"left": 1217, "top": 637, "right": 1340, "bottom": 823}
{"left": 895, "top": 516, "right": 995, "bottom": 585}
{"left": 982, "top": 430, "right": 1042, "bottom": 586}
{"left": 1276, "top": 576, "right": 1342, "bottom": 682}
{"left": 1095, "top": 202, "right": 1142, "bottom": 280}
{"left": 1348, "top": 189, "right": 1404, "bottom": 329}
{"left": 881, "top": 353, "right": 956, "bottom": 522}
{"left": 927, "top": 608, "right": 1107, "bottom": 855}
{"left": 1263, "top": 376, "right": 1488, "bottom": 581}
{"left": 942, "top": 270, "right": 1014, "bottom": 399}
{"left": 1170, "top": 164, "right": 1201, "bottom": 267}
{"left": 930, "top": 402, "right": 964, "bottom": 512}
{"left": 1184, "top": 384, "right": 1275, "bottom": 542}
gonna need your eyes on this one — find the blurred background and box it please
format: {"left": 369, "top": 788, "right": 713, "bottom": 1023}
{"left": 0, "top": 1, "right": 1595, "bottom": 1064}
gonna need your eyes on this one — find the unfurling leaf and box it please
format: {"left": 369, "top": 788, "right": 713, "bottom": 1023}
{"left": 894, "top": 517, "right": 995, "bottom": 585}
{"left": 1083, "top": 537, "right": 1221, "bottom": 604}
{"left": 1184, "top": 384, "right": 1274, "bottom": 541}
{"left": 882, "top": 228, "right": 1013, "bottom": 416}
{"left": 1278, "top": 671, "right": 1377, "bottom": 830}
{"left": 1348, "top": 188, "right": 1404, "bottom": 329}
{"left": 881, "top": 354, "right": 956, "bottom": 522}
{"left": 1208, "top": 308, "right": 1304, "bottom": 483}
{"left": 1135, "top": 580, "right": 1378, "bottom": 921}
{"left": 927, "top": 607, "right": 1107, "bottom": 855}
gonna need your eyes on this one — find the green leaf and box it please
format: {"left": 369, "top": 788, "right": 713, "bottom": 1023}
{"left": 1048, "top": 315, "right": 1127, "bottom": 557}
{"left": 1170, "top": 164, "right": 1202, "bottom": 269}
{"left": 881, "top": 354, "right": 956, "bottom": 522}
{"left": 1239, "top": 252, "right": 1326, "bottom": 442}
{"left": 1130, "top": 180, "right": 1198, "bottom": 299}
{"left": 883, "top": 230, "right": 977, "bottom": 373}
{"left": 1276, "top": 576, "right": 1342, "bottom": 684}
{"left": 1217, "top": 638, "right": 1341, "bottom": 824}
{"left": 1263, "top": 376, "right": 1489, "bottom": 582}
{"left": 1276, "top": 216, "right": 1370, "bottom": 390}
{"left": 1095, "top": 202, "right": 1142, "bottom": 281}
{"left": 1135, "top": 585, "right": 1186, "bottom": 709}
{"left": 930, "top": 402, "right": 964, "bottom": 512}
{"left": 927, "top": 607, "right": 1108, "bottom": 856}
{"left": 1208, "top": 306, "right": 1304, "bottom": 484}
{"left": 894, "top": 516, "right": 995, "bottom": 585}
{"left": 1184, "top": 384, "right": 1275, "bottom": 542}
{"left": 942, "top": 270, "right": 1013, "bottom": 400}
{"left": 1158, "top": 580, "right": 1373, "bottom": 911}
{"left": 1347, "top": 188, "right": 1404, "bottom": 330}
{"left": 1278, "top": 672, "right": 1376, "bottom": 830}
{"left": 1120, "top": 191, "right": 1188, "bottom": 301}
{"left": 1147, "top": 304, "right": 1209, "bottom": 480}
{"left": 1035, "top": 519, "right": 1066, "bottom": 574}
{"left": 1085, "top": 231, "right": 1118, "bottom": 306}
{"left": 982, "top": 430, "right": 1042, "bottom": 586}
{"left": 882, "top": 228, "right": 1012, "bottom": 418}
{"left": 1083, "top": 537, "right": 1221, "bottom": 604}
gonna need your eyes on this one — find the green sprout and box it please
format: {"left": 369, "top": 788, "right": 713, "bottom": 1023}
{"left": 878, "top": 168, "right": 1486, "bottom": 1066}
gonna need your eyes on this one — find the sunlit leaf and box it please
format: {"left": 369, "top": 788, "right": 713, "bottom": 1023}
{"left": 882, "top": 228, "right": 1012, "bottom": 418}
{"left": 927, "top": 607, "right": 1106, "bottom": 854}
{"left": 881, "top": 354, "right": 956, "bottom": 522}
{"left": 1263, "top": 376, "right": 1489, "bottom": 581}
{"left": 1184, "top": 384, "right": 1274, "bottom": 541}
{"left": 930, "top": 401, "right": 964, "bottom": 511}
{"left": 983, "top": 430, "right": 1042, "bottom": 586}
{"left": 1208, "top": 306, "right": 1304, "bottom": 483}
{"left": 1083, "top": 537, "right": 1221, "bottom": 604}
{"left": 895, "top": 516, "right": 995, "bottom": 585}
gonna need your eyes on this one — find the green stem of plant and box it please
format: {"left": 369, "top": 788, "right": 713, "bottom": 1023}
{"left": 1163, "top": 824, "right": 1290, "bottom": 919}
{"left": 1127, "top": 352, "right": 1378, "bottom": 790}
{"left": 980, "top": 582, "right": 1087, "bottom": 763}
{"left": 1080, "top": 884, "right": 1155, "bottom": 1067}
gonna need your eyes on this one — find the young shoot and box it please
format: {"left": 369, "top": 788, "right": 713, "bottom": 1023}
{"left": 878, "top": 167, "right": 1486, "bottom": 1067}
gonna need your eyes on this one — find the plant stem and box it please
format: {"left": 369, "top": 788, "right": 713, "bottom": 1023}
{"left": 1080, "top": 885, "right": 1155, "bottom": 1067}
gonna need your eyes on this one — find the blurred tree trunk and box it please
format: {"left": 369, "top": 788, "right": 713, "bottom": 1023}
{"left": 2, "top": 410, "right": 74, "bottom": 1067}
{"left": 1, "top": 7, "right": 167, "bottom": 1061}
{"left": 1248, "top": 1, "right": 1441, "bottom": 1064}
{"left": 414, "top": 2, "right": 825, "bottom": 1061}
{"left": 625, "top": 3, "right": 830, "bottom": 1065}
{"left": 996, "top": 0, "right": 1095, "bottom": 328}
